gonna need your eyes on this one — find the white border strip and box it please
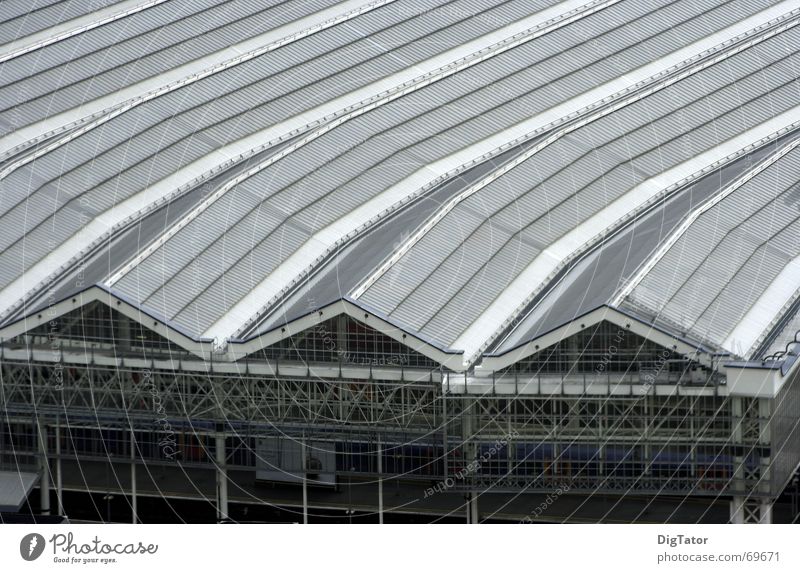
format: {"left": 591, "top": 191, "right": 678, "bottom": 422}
{"left": 0, "top": 0, "right": 168, "bottom": 63}
{"left": 611, "top": 137, "right": 800, "bottom": 307}
{"left": 0, "top": 0, "right": 397, "bottom": 182}
{"left": 103, "top": 0, "right": 619, "bottom": 289}
{"left": 350, "top": 10, "right": 800, "bottom": 300}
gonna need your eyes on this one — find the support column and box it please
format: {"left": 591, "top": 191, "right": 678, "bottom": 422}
{"left": 38, "top": 422, "right": 50, "bottom": 515}
{"left": 730, "top": 496, "right": 773, "bottom": 523}
{"left": 468, "top": 492, "right": 479, "bottom": 524}
{"left": 130, "top": 430, "right": 138, "bottom": 524}
{"left": 55, "top": 423, "right": 63, "bottom": 516}
{"left": 377, "top": 438, "right": 383, "bottom": 524}
{"left": 759, "top": 500, "right": 773, "bottom": 524}
{"left": 462, "top": 399, "right": 478, "bottom": 524}
{"left": 215, "top": 433, "right": 228, "bottom": 522}
{"left": 730, "top": 496, "right": 745, "bottom": 524}
{"left": 302, "top": 436, "right": 308, "bottom": 525}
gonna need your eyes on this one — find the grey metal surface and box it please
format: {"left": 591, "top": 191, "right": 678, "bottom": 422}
{"left": 359, "top": 24, "right": 800, "bottom": 348}
{"left": 0, "top": 0, "right": 335, "bottom": 133}
{"left": 492, "top": 129, "right": 800, "bottom": 355}
{"left": 0, "top": 0, "right": 561, "bottom": 309}
{"left": 3, "top": 135, "right": 303, "bottom": 325}
{"left": 108, "top": 0, "right": 565, "bottom": 330}
{"left": 0, "top": 0, "right": 128, "bottom": 46}
{"left": 114, "top": 0, "right": 773, "bottom": 337}
{"left": 624, "top": 143, "right": 800, "bottom": 351}
{"left": 2, "top": 0, "right": 799, "bottom": 367}
{"left": 0, "top": 470, "right": 37, "bottom": 512}
{"left": 247, "top": 137, "right": 540, "bottom": 337}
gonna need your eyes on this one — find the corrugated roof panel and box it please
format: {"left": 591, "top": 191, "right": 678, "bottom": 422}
{"left": 388, "top": 221, "right": 519, "bottom": 329}
{"left": 421, "top": 238, "right": 540, "bottom": 342}
{"left": 172, "top": 220, "right": 314, "bottom": 329}
{"left": 628, "top": 144, "right": 800, "bottom": 346}
{"left": 0, "top": 1, "right": 367, "bottom": 130}
{"left": 0, "top": 0, "right": 128, "bottom": 44}
{"left": 360, "top": 25, "right": 800, "bottom": 346}
{"left": 4, "top": 0, "right": 797, "bottom": 354}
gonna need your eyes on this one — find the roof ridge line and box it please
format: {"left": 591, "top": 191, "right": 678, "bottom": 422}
{"left": 0, "top": 0, "right": 167, "bottom": 64}
{"left": 0, "top": 0, "right": 610, "bottom": 329}
{"left": 0, "top": 0, "right": 395, "bottom": 172}
{"left": 349, "top": 8, "right": 800, "bottom": 306}
{"left": 466, "top": 119, "right": 800, "bottom": 368}
{"left": 610, "top": 137, "right": 800, "bottom": 309}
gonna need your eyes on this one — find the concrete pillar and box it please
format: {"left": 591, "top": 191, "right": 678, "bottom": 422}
{"left": 215, "top": 434, "right": 228, "bottom": 522}
{"left": 38, "top": 423, "right": 50, "bottom": 515}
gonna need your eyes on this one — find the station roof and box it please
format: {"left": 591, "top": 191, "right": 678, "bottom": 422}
{"left": 2, "top": 0, "right": 800, "bottom": 370}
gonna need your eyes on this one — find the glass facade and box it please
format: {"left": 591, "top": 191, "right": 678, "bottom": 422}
{"left": 257, "top": 315, "right": 440, "bottom": 369}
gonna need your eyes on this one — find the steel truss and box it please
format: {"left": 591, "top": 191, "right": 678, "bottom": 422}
{"left": 0, "top": 358, "right": 782, "bottom": 511}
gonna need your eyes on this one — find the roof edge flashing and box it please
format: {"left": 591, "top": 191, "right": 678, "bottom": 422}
{"left": 723, "top": 353, "right": 800, "bottom": 397}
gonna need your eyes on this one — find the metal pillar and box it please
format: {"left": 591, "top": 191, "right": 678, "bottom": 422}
{"left": 302, "top": 436, "right": 308, "bottom": 524}
{"left": 130, "top": 430, "right": 137, "bottom": 524}
{"left": 377, "top": 438, "right": 383, "bottom": 524}
{"left": 730, "top": 496, "right": 745, "bottom": 524}
{"left": 730, "top": 496, "right": 773, "bottom": 524}
{"left": 468, "top": 492, "right": 479, "bottom": 524}
{"left": 38, "top": 422, "right": 50, "bottom": 515}
{"left": 215, "top": 433, "right": 228, "bottom": 522}
{"left": 462, "top": 399, "right": 478, "bottom": 524}
{"left": 55, "top": 423, "right": 63, "bottom": 516}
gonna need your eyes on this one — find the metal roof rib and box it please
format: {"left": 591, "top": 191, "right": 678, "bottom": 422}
{"left": 612, "top": 137, "right": 800, "bottom": 307}
{"left": 0, "top": 0, "right": 137, "bottom": 52}
{"left": 102, "top": 0, "right": 625, "bottom": 337}
{"left": 354, "top": 10, "right": 800, "bottom": 362}
{"left": 3, "top": 0, "right": 800, "bottom": 371}
{"left": 192, "top": 0, "right": 768, "bottom": 342}
{"left": 624, "top": 143, "right": 800, "bottom": 354}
